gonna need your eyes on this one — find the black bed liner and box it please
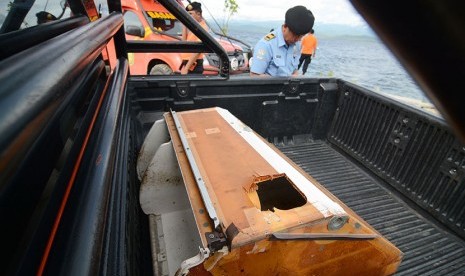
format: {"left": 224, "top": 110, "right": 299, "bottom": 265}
{"left": 279, "top": 141, "right": 465, "bottom": 275}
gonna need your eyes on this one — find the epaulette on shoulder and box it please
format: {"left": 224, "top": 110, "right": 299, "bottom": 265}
{"left": 264, "top": 33, "right": 276, "bottom": 41}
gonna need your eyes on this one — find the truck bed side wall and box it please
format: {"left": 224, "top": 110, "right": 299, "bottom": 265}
{"left": 130, "top": 77, "right": 332, "bottom": 144}
{"left": 327, "top": 80, "right": 465, "bottom": 240}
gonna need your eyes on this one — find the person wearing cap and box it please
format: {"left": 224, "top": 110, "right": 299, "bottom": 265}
{"left": 298, "top": 29, "right": 318, "bottom": 75}
{"left": 180, "top": 1, "right": 209, "bottom": 74}
{"left": 250, "top": 6, "right": 314, "bottom": 77}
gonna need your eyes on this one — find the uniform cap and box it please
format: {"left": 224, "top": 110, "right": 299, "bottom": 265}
{"left": 186, "top": 2, "right": 202, "bottom": 12}
{"left": 285, "top": 6, "right": 315, "bottom": 35}
{"left": 36, "top": 11, "right": 57, "bottom": 24}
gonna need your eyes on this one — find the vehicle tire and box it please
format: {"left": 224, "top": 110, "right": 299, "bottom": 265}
{"left": 149, "top": 64, "right": 173, "bottom": 75}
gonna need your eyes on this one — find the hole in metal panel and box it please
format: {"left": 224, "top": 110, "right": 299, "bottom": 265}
{"left": 246, "top": 173, "right": 307, "bottom": 212}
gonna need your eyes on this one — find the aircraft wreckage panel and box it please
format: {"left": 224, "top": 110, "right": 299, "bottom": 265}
{"left": 140, "top": 107, "right": 402, "bottom": 275}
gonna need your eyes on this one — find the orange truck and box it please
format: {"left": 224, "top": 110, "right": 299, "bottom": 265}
{"left": 121, "top": 0, "right": 251, "bottom": 75}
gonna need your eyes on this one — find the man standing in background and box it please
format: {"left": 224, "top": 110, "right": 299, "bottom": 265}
{"left": 250, "top": 6, "right": 315, "bottom": 77}
{"left": 180, "top": 2, "right": 209, "bottom": 74}
{"left": 298, "top": 29, "right": 318, "bottom": 75}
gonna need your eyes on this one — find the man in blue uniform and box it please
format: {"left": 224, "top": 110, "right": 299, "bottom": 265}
{"left": 250, "top": 6, "right": 315, "bottom": 77}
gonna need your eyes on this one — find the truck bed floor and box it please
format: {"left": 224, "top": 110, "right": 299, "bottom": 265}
{"left": 279, "top": 141, "right": 465, "bottom": 275}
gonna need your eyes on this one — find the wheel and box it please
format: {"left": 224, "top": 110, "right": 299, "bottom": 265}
{"left": 149, "top": 64, "right": 173, "bottom": 75}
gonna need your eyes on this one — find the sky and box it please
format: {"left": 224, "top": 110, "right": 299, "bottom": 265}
{"left": 1, "top": 0, "right": 366, "bottom": 29}
{"left": 193, "top": 0, "right": 366, "bottom": 26}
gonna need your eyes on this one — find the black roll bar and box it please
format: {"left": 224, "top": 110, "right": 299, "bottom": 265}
{"left": 0, "top": 15, "right": 89, "bottom": 60}
{"left": 151, "top": 0, "right": 230, "bottom": 77}
{"left": 0, "top": 12, "right": 123, "bottom": 184}
{"left": 127, "top": 40, "right": 211, "bottom": 53}
{"left": 44, "top": 58, "right": 129, "bottom": 275}
{"left": 0, "top": 11, "right": 125, "bottom": 274}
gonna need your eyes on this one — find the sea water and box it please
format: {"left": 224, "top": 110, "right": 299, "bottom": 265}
{"left": 228, "top": 30, "right": 431, "bottom": 104}
{"left": 305, "top": 36, "right": 429, "bottom": 102}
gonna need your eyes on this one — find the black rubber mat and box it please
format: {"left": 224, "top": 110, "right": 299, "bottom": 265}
{"left": 279, "top": 141, "right": 465, "bottom": 275}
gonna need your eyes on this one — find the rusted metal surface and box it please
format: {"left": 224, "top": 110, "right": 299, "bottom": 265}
{"left": 165, "top": 107, "right": 402, "bottom": 275}
{"left": 165, "top": 113, "right": 213, "bottom": 247}
{"left": 171, "top": 110, "right": 221, "bottom": 229}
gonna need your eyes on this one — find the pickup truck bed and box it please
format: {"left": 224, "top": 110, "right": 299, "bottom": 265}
{"left": 3, "top": 1, "right": 465, "bottom": 273}
{"left": 128, "top": 76, "right": 465, "bottom": 275}
{"left": 279, "top": 141, "right": 465, "bottom": 275}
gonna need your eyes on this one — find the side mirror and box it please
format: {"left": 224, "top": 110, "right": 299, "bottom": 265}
{"left": 125, "top": 25, "right": 145, "bottom": 37}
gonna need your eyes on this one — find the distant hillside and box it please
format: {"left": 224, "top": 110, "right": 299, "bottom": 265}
{"left": 207, "top": 19, "right": 376, "bottom": 39}
{"left": 314, "top": 23, "right": 375, "bottom": 38}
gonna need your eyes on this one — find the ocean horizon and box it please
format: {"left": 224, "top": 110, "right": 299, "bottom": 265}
{"left": 216, "top": 20, "right": 433, "bottom": 109}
